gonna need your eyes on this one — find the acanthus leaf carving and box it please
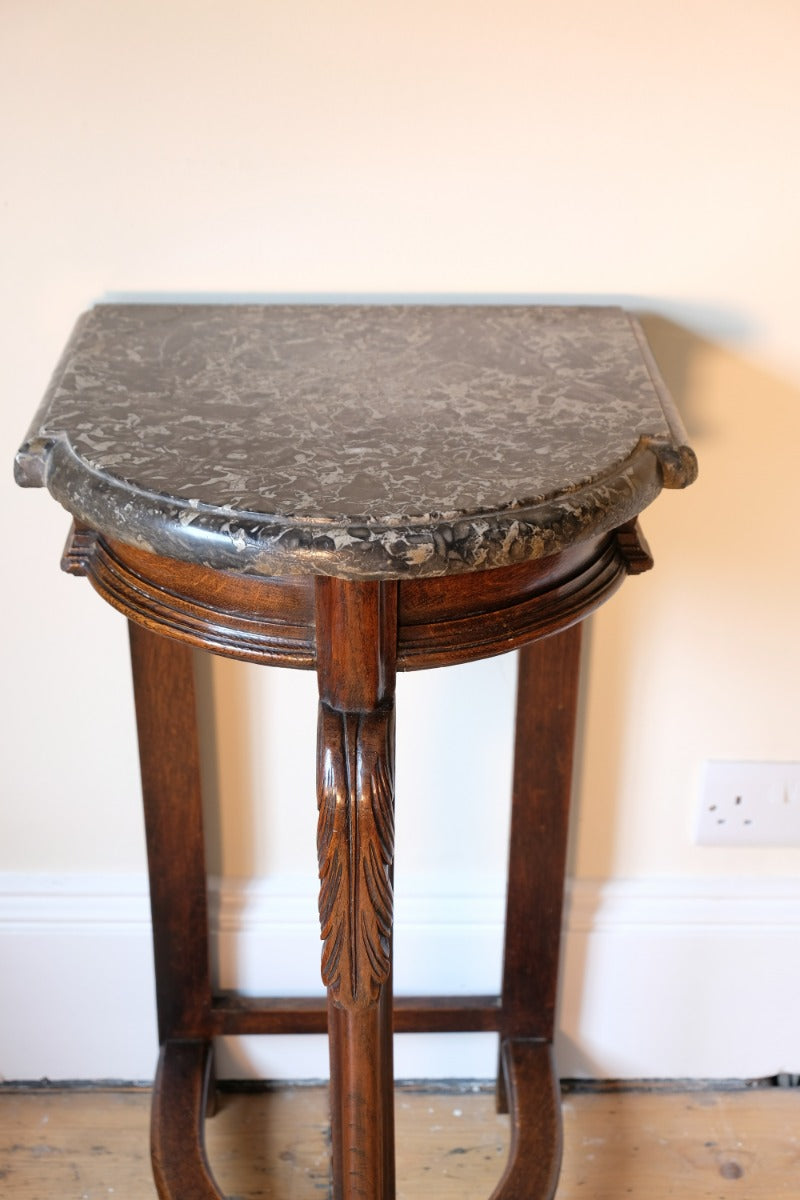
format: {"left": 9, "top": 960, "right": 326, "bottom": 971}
{"left": 317, "top": 702, "right": 395, "bottom": 1009}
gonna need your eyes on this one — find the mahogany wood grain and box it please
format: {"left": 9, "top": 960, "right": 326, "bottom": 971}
{"left": 380, "top": 971, "right": 396, "bottom": 1195}
{"left": 398, "top": 538, "right": 617, "bottom": 669}
{"left": 62, "top": 520, "right": 652, "bottom": 672}
{"left": 128, "top": 621, "right": 213, "bottom": 1042}
{"left": 61, "top": 519, "right": 654, "bottom": 1200}
{"left": 501, "top": 626, "right": 583, "bottom": 1041}
{"left": 104, "top": 532, "right": 315, "bottom": 668}
{"left": 494, "top": 625, "right": 581, "bottom": 1123}
{"left": 615, "top": 518, "right": 654, "bottom": 574}
{"left": 26, "top": 302, "right": 691, "bottom": 1200}
{"left": 151, "top": 1041, "right": 223, "bottom": 1200}
{"left": 209, "top": 993, "right": 503, "bottom": 1035}
{"left": 490, "top": 1040, "right": 562, "bottom": 1200}
{"left": 315, "top": 577, "right": 398, "bottom": 711}
{"left": 314, "top": 578, "right": 398, "bottom": 1200}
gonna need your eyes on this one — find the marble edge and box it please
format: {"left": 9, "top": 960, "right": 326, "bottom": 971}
{"left": 627, "top": 314, "right": 698, "bottom": 489}
{"left": 25, "top": 432, "right": 665, "bottom": 580}
{"left": 13, "top": 310, "right": 96, "bottom": 489}
{"left": 13, "top": 303, "right": 696, "bottom": 580}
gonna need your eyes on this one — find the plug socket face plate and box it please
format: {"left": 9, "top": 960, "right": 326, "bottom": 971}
{"left": 697, "top": 761, "right": 800, "bottom": 846}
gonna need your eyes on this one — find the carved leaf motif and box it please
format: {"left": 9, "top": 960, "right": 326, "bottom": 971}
{"left": 317, "top": 703, "right": 395, "bottom": 1009}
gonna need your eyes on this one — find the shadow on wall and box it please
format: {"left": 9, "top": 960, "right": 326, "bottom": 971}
{"left": 185, "top": 299, "right": 800, "bottom": 1049}
{"left": 185, "top": 305, "right": 773, "bottom": 881}
{"left": 180, "top": 296, "right": 729, "bottom": 880}
{"left": 638, "top": 314, "right": 709, "bottom": 438}
{"left": 563, "top": 311, "right": 718, "bottom": 883}
{"left": 567, "top": 309, "right": 800, "bottom": 883}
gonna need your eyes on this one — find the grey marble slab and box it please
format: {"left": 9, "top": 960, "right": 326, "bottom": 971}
{"left": 15, "top": 304, "right": 696, "bottom": 579}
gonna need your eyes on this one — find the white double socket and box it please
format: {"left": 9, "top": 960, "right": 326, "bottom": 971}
{"left": 696, "top": 761, "right": 800, "bottom": 846}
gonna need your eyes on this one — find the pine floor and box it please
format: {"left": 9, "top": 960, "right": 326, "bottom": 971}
{"left": 1, "top": 1083, "right": 798, "bottom": 1198}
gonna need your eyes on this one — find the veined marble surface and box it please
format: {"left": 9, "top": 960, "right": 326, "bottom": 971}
{"left": 16, "top": 305, "right": 696, "bottom": 579}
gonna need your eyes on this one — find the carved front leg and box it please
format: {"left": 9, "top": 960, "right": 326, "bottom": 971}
{"left": 318, "top": 704, "right": 395, "bottom": 1010}
{"left": 314, "top": 578, "right": 398, "bottom": 1200}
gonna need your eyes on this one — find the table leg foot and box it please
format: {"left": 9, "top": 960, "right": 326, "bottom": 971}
{"left": 151, "top": 1040, "right": 224, "bottom": 1200}
{"left": 490, "top": 1040, "right": 562, "bottom": 1200}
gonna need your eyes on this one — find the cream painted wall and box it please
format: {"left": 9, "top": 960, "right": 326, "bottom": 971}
{"left": 3, "top": 0, "right": 800, "bottom": 1017}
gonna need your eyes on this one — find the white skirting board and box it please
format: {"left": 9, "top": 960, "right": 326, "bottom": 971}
{"left": 1, "top": 872, "right": 799, "bottom": 1083}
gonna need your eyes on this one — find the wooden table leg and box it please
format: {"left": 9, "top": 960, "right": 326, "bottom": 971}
{"left": 128, "top": 600, "right": 580, "bottom": 1200}
{"left": 151, "top": 1040, "right": 221, "bottom": 1200}
{"left": 494, "top": 624, "right": 583, "bottom": 1199}
{"left": 315, "top": 579, "right": 398, "bottom": 1200}
{"left": 129, "top": 621, "right": 214, "bottom": 1043}
{"left": 129, "top": 622, "right": 219, "bottom": 1198}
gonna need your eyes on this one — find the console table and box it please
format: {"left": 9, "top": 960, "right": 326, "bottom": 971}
{"left": 15, "top": 304, "right": 696, "bottom": 1200}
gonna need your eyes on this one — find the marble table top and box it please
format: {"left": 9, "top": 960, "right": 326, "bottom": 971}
{"left": 16, "top": 304, "right": 696, "bottom": 579}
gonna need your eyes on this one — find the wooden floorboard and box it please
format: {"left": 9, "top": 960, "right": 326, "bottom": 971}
{"left": 1, "top": 1085, "right": 798, "bottom": 1198}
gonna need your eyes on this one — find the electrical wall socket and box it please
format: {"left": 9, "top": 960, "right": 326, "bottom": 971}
{"left": 696, "top": 761, "right": 800, "bottom": 846}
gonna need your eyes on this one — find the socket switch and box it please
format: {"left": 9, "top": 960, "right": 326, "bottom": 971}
{"left": 697, "top": 761, "right": 800, "bottom": 846}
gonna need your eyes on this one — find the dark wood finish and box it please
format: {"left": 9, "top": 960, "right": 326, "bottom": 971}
{"left": 398, "top": 533, "right": 620, "bottom": 669}
{"left": 79, "top": 528, "right": 317, "bottom": 668}
{"left": 128, "top": 621, "right": 213, "bottom": 1043}
{"left": 501, "top": 626, "right": 583, "bottom": 1040}
{"left": 130, "top": 622, "right": 227, "bottom": 1196}
{"left": 60, "top": 523, "right": 655, "bottom": 1200}
{"left": 22, "top": 304, "right": 694, "bottom": 1200}
{"left": 63, "top": 525, "right": 653, "bottom": 1199}
{"left": 151, "top": 1040, "right": 222, "bottom": 1200}
{"left": 315, "top": 577, "right": 398, "bottom": 710}
{"left": 314, "top": 578, "right": 398, "bottom": 1200}
{"left": 495, "top": 625, "right": 582, "bottom": 1123}
{"left": 60, "top": 521, "right": 99, "bottom": 575}
{"left": 209, "top": 993, "right": 503, "bottom": 1035}
{"left": 615, "top": 518, "right": 655, "bottom": 574}
{"left": 63, "top": 523, "right": 652, "bottom": 672}
{"left": 317, "top": 705, "right": 395, "bottom": 1007}
{"left": 490, "top": 1040, "right": 563, "bottom": 1200}
{"left": 380, "top": 967, "right": 396, "bottom": 1195}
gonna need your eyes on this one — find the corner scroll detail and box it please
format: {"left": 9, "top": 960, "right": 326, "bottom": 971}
{"left": 317, "top": 702, "right": 395, "bottom": 1010}
{"left": 614, "top": 519, "right": 654, "bottom": 576}
{"left": 61, "top": 521, "right": 98, "bottom": 576}
{"left": 642, "top": 435, "right": 699, "bottom": 490}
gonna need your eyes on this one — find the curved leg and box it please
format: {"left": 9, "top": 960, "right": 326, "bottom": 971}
{"left": 151, "top": 1040, "right": 224, "bottom": 1200}
{"left": 129, "top": 624, "right": 220, "bottom": 1193}
{"left": 495, "top": 625, "right": 583, "bottom": 1195}
{"left": 489, "top": 1041, "right": 562, "bottom": 1200}
{"left": 130, "top": 598, "right": 577, "bottom": 1200}
{"left": 315, "top": 579, "right": 398, "bottom": 1200}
